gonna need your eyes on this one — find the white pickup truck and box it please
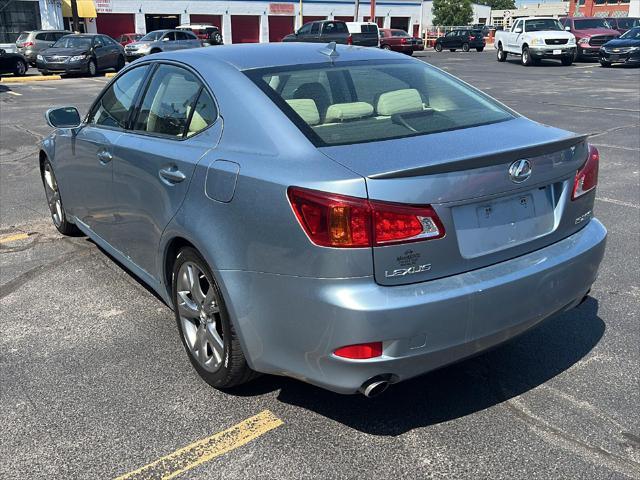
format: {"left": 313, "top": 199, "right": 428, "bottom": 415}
{"left": 495, "top": 17, "right": 577, "bottom": 66}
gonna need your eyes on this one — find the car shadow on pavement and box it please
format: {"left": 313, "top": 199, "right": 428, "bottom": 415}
{"left": 229, "top": 298, "right": 604, "bottom": 436}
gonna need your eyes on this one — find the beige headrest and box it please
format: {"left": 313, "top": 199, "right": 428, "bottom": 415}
{"left": 324, "top": 102, "right": 374, "bottom": 123}
{"left": 286, "top": 99, "right": 320, "bottom": 126}
{"left": 376, "top": 89, "right": 424, "bottom": 116}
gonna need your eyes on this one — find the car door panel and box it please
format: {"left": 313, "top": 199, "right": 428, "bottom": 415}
{"left": 110, "top": 64, "right": 221, "bottom": 277}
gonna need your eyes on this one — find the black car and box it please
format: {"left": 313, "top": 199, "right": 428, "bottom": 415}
{"left": 283, "top": 20, "right": 379, "bottom": 47}
{"left": 600, "top": 26, "right": 640, "bottom": 67}
{"left": 434, "top": 29, "right": 485, "bottom": 52}
{"left": 0, "top": 48, "right": 28, "bottom": 76}
{"left": 36, "top": 34, "right": 125, "bottom": 76}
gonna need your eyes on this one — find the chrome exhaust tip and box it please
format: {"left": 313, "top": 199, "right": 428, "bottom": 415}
{"left": 359, "top": 377, "right": 390, "bottom": 398}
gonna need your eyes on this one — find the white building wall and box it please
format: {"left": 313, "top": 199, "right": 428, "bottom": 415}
{"left": 106, "top": 0, "right": 421, "bottom": 41}
{"left": 630, "top": 0, "right": 639, "bottom": 16}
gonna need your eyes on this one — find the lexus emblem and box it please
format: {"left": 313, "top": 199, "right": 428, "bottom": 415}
{"left": 509, "top": 159, "right": 532, "bottom": 183}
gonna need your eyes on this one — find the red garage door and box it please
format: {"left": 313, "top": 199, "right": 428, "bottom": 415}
{"left": 190, "top": 14, "right": 223, "bottom": 30}
{"left": 231, "top": 15, "right": 260, "bottom": 43}
{"left": 269, "top": 16, "right": 294, "bottom": 42}
{"left": 96, "top": 13, "right": 135, "bottom": 41}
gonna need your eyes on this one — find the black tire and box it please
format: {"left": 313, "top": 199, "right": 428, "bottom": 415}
{"left": 382, "top": 44, "right": 391, "bottom": 50}
{"left": 462, "top": 42, "right": 470, "bottom": 52}
{"left": 562, "top": 56, "right": 573, "bottom": 66}
{"left": 476, "top": 47, "right": 484, "bottom": 52}
{"left": 434, "top": 43, "right": 442, "bottom": 52}
{"left": 496, "top": 44, "right": 507, "bottom": 62}
{"left": 521, "top": 46, "right": 533, "bottom": 66}
{"left": 212, "top": 32, "right": 223, "bottom": 45}
{"left": 599, "top": 59, "right": 611, "bottom": 68}
{"left": 449, "top": 49, "right": 456, "bottom": 52}
{"left": 14, "top": 59, "right": 27, "bottom": 76}
{"left": 172, "top": 247, "right": 255, "bottom": 389}
{"left": 41, "top": 159, "right": 82, "bottom": 236}
{"left": 40, "top": 70, "right": 53, "bottom": 76}
{"left": 114, "top": 55, "right": 125, "bottom": 71}
{"left": 86, "top": 59, "right": 97, "bottom": 76}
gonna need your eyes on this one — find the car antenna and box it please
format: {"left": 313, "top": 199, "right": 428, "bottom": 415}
{"left": 319, "top": 41, "right": 339, "bottom": 60}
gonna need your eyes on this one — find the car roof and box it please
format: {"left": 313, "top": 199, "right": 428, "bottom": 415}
{"left": 163, "top": 42, "right": 402, "bottom": 71}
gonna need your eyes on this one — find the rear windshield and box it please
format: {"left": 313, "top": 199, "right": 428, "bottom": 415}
{"left": 52, "top": 36, "right": 93, "bottom": 48}
{"left": 574, "top": 19, "right": 611, "bottom": 29}
{"left": 17, "top": 32, "right": 30, "bottom": 43}
{"left": 246, "top": 60, "right": 513, "bottom": 147}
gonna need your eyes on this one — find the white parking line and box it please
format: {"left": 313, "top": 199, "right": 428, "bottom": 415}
{"left": 7, "top": 91, "right": 22, "bottom": 96}
{"left": 596, "top": 197, "right": 640, "bottom": 209}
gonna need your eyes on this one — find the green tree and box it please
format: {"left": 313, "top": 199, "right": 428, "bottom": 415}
{"left": 432, "top": 0, "right": 474, "bottom": 26}
{"left": 476, "top": 0, "right": 515, "bottom": 10}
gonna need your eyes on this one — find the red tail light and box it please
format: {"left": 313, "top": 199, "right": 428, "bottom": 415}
{"left": 287, "top": 187, "right": 445, "bottom": 248}
{"left": 572, "top": 145, "right": 599, "bottom": 200}
{"left": 334, "top": 342, "right": 382, "bottom": 359}
{"left": 347, "top": 34, "right": 353, "bottom": 45}
{"left": 470, "top": 36, "right": 476, "bottom": 40}
{"left": 22, "top": 41, "right": 34, "bottom": 47}
{"left": 401, "top": 37, "right": 407, "bottom": 44}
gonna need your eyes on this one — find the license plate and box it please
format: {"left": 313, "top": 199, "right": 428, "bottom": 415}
{"left": 553, "top": 49, "right": 562, "bottom": 55}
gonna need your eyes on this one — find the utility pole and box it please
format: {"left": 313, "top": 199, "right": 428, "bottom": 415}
{"left": 71, "top": 0, "right": 80, "bottom": 32}
{"left": 299, "top": 0, "right": 303, "bottom": 26}
{"left": 354, "top": 0, "right": 359, "bottom": 21}
{"left": 370, "top": 0, "right": 375, "bottom": 25}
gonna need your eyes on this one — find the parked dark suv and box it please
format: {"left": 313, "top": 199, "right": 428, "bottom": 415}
{"left": 561, "top": 17, "right": 620, "bottom": 60}
{"left": 434, "top": 29, "right": 485, "bottom": 52}
{"left": 604, "top": 17, "right": 640, "bottom": 35}
{"left": 282, "top": 20, "right": 378, "bottom": 46}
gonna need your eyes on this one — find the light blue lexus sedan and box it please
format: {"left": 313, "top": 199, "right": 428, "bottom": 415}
{"left": 40, "top": 43, "right": 606, "bottom": 397}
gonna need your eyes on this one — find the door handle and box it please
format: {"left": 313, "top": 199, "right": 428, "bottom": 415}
{"left": 97, "top": 150, "right": 113, "bottom": 163}
{"left": 159, "top": 167, "right": 186, "bottom": 183}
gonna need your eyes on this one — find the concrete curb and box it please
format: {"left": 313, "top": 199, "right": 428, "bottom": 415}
{"left": 104, "top": 72, "right": 117, "bottom": 78}
{"left": 1, "top": 75, "right": 62, "bottom": 83}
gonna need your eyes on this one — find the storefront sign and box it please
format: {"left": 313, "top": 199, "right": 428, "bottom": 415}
{"left": 95, "top": 0, "right": 112, "bottom": 13}
{"left": 269, "top": 3, "right": 295, "bottom": 15}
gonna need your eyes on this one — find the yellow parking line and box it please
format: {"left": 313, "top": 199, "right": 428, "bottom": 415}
{"left": 105, "top": 72, "right": 118, "bottom": 78}
{"left": 114, "top": 410, "right": 283, "bottom": 480}
{"left": 0, "top": 75, "right": 62, "bottom": 83}
{"left": 0, "top": 233, "right": 29, "bottom": 244}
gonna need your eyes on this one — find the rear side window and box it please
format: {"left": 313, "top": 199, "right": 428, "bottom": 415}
{"left": 133, "top": 64, "right": 203, "bottom": 137}
{"left": 89, "top": 65, "right": 149, "bottom": 129}
{"left": 247, "top": 60, "right": 514, "bottom": 147}
{"left": 35, "top": 33, "right": 47, "bottom": 41}
{"left": 311, "top": 23, "right": 320, "bottom": 34}
{"left": 361, "top": 24, "right": 378, "bottom": 33}
{"left": 187, "top": 90, "right": 217, "bottom": 137}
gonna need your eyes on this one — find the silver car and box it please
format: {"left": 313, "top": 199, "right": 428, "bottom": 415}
{"left": 16, "top": 30, "right": 73, "bottom": 66}
{"left": 40, "top": 44, "right": 606, "bottom": 397}
{"left": 124, "top": 29, "right": 202, "bottom": 62}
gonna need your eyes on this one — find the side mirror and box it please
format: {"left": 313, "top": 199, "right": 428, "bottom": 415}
{"left": 162, "top": 37, "right": 170, "bottom": 42}
{"left": 514, "top": 27, "right": 523, "bottom": 34}
{"left": 565, "top": 26, "right": 571, "bottom": 31}
{"left": 45, "top": 107, "right": 81, "bottom": 128}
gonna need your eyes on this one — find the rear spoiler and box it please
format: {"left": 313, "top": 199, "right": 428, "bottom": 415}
{"left": 368, "top": 133, "right": 589, "bottom": 179}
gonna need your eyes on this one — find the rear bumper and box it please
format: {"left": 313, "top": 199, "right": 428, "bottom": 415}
{"left": 219, "top": 219, "right": 607, "bottom": 394}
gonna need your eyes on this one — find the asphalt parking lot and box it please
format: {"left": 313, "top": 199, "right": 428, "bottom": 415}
{"left": 1, "top": 50, "right": 639, "bottom": 479}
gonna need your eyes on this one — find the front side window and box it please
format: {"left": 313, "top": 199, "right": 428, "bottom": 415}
{"left": 89, "top": 65, "right": 149, "bottom": 129}
{"left": 133, "top": 64, "right": 203, "bottom": 137}
{"left": 247, "top": 60, "right": 514, "bottom": 147}
{"left": 311, "top": 23, "right": 320, "bottom": 34}
{"left": 298, "top": 23, "right": 312, "bottom": 34}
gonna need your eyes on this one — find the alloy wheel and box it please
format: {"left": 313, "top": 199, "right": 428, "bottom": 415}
{"left": 176, "top": 261, "right": 225, "bottom": 373}
{"left": 16, "top": 61, "right": 26, "bottom": 76}
{"left": 43, "top": 163, "right": 63, "bottom": 227}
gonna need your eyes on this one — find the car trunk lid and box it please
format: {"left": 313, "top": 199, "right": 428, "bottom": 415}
{"left": 320, "top": 118, "right": 593, "bottom": 285}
